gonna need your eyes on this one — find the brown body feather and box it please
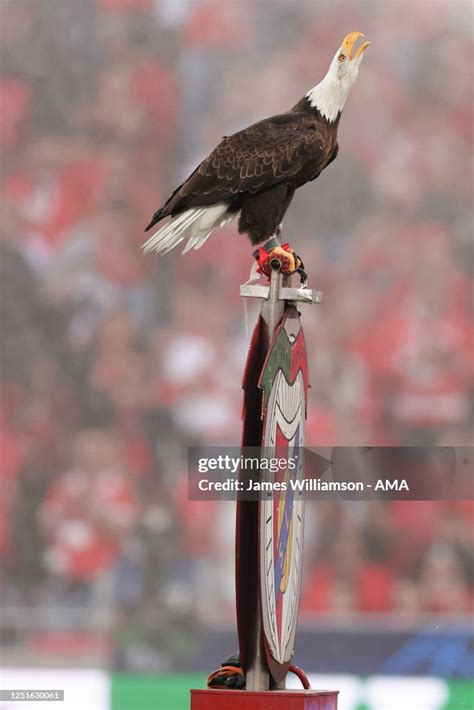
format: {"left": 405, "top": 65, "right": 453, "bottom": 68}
{"left": 145, "top": 100, "right": 340, "bottom": 245}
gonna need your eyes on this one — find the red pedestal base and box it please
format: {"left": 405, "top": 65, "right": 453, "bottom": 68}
{"left": 190, "top": 688, "right": 338, "bottom": 710}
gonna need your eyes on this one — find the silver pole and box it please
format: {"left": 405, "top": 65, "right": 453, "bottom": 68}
{"left": 245, "top": 612, "right": 269, "bottom": 691}
{"left": 260, "top": 264, "right": 286, "bottom": 337}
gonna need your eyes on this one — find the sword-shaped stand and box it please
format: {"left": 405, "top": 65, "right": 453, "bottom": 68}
{"left": 191, "top": 259, "right": 338, "bottom": 710}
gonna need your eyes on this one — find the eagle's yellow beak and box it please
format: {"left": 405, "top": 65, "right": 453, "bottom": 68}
{"left": 342, "top": 31, "right": 370, "bottom": 60}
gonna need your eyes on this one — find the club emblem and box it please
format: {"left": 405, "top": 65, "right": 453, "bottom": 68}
{"left": 258, "top": 306, "right": 308, "bottom": 682}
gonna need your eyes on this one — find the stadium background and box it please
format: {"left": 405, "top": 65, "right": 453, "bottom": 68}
{"left": 0, "top": 0, "right": 472, "bottom": 708}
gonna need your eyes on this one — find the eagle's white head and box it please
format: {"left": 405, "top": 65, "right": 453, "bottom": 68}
{"left": 307, "top": 32, "right": 370, "bottom": 122}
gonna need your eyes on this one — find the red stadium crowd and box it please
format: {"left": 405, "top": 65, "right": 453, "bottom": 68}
{"left": 0, "top": 0, "right": 472, "bottom": 664}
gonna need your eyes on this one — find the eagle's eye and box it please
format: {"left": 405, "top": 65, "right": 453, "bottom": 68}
{"left": 338, "top": 53, "right": 346, "bottom": 63}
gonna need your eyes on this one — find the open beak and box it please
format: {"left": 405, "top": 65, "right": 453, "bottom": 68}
{"left": 342, "top": 31, "right": 370, "bottom": 61}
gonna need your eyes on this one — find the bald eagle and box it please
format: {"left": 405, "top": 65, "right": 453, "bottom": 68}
{"left": 143, "top": 32, "right": 369, "bottom": 255}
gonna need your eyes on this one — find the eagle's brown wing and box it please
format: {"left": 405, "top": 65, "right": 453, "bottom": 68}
{"left": 145, "top": 114, "right": 326, "bottom": 231}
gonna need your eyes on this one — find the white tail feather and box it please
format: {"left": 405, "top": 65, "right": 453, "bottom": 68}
{"left": 192, "top": 231, "right": 213, "bottom": 250}
{"left": 182, "top": 212, "right": 235, "bottom": 253}
{"left": 142, "top": 209, "right": 206, "bottom": 255}
{"left": 142, "top": 203, "right": 235, "bottom": 256}
{"left": 181, "top": 236, "right": 202, "bottom": 254}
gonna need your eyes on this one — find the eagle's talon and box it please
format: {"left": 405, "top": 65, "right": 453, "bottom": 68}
{"left": 295, "top": 257, "right": 308, "bottom": 285}
{"left": 297, "top": 267, "right": 308, "bottom": 286}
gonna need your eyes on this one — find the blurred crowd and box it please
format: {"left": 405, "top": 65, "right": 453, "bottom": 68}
{"left": 0, "top": 0, "right": 472, "bottom": 667}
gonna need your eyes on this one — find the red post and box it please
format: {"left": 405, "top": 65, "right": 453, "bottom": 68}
{"left": 191, "top": 688, "right": 338, "bottom": 709}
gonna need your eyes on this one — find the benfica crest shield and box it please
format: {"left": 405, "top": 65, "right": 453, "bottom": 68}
{"left": 258, "top": 305, "right": 308, "bottom": 683}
